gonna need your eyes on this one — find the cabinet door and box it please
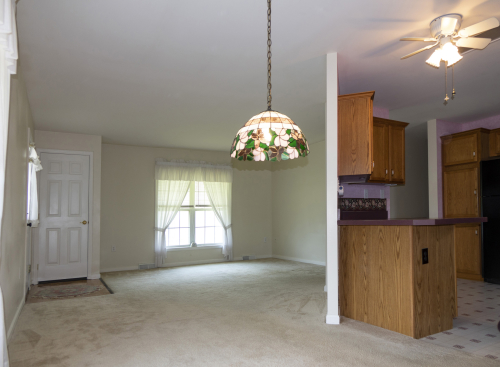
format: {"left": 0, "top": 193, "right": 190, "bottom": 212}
{"left": 443, "top": 165, "right": 479, "bottom": 218}
{"left": 369, "top": 122, "right": 388, "bottom": 182}
{"left": 338, "top": 95, "right": 373, "bottom": 176}
{"left": 442, "top": 133, "right": 478, "bottom": 166}
{"left": 389, "top": 125, "right": 405, "bottom": 183}
{"left": 455, "top": 224, "right": 482, "bottom": 280}
{"left": 490, "top": 129, "right": 500, "bottom": 157}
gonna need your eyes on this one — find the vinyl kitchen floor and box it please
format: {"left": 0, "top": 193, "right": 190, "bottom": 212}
{"left": 422, "top": 278, "right": 500, "bottom": 361}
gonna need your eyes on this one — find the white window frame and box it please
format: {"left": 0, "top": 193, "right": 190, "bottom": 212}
{"left": 166, "top": 181, "right": 223, "bottom": 249}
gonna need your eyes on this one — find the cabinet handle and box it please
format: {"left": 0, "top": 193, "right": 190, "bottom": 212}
{"left": 473, "top": 151, "right": 476, "bottom": 157}
{"left": 475, "top": 230, "right": 478, "bottom": 235}
{"left": 391, "top": 170, "right": 394, "bottom": 175}
{"left": 474, "top": 190, "right": 477, "bottom": 195}
{"left": 385, "top": 169, "right": 388, "bottom": 175}
{"left": 373, "top": 161, "right": 375, "bottom": 168}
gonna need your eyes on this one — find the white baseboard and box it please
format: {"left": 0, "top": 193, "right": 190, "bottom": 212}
{"left": 100, "top": 266, "right": 139, "bottom": 273}
{"left": 233, "top": 254, "right": 273, "bottom": 261}
{"left": 160, "top": 258, "right": 225, "bottom": 268}
{"left": 273, "top": 255, "right": 326, "bottom": 266}
{"left": 326, "top": 314, "right": 340, "bottom": 325}
{"left": 7, "top": 298, "right": 25, "bottom": 341}
{"left": 88, "top": 273, "right": 101, "bottom": 279}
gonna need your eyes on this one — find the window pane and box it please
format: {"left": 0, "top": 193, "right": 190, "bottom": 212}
{"left": 195, "top": 228, "right": 205, "bottom": 244}
{"left": 215, "top": 227, "right": 223, "bottom": 244}
{"left": 195, "top": 182, "right": 210, "bottom": 206}
{"left": 195, "top": 211, "right": 205, "bottom": 227}
{"left": 182, "top": 192, "right": 190, "bottom": 206}
{"left": 169, "top": 212, "right": 180, "bottom": 228}
{"left": 206, "top": 211, "right": 215, "bottom": 226}
{"left": 180, "top": 211, "right": 190, "bottom": 227}
{"left": 180, "top": 228, "right": 190, "bottom": 245}
{"left": 168, "top": 228, "right": 179, "bottom": 247}
{"left": 205, "top": 227, "right": 215, "bottom": 244}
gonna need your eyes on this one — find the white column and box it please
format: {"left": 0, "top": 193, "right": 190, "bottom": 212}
{"left": 427, "top": 119, "right": 439, "bottom": 218}
{"left": 325, "top": 53, "right": 339, "bottom": 325}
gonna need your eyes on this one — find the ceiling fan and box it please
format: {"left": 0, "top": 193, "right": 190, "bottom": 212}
{"left": 400, "top": 14, "right": 500, "bottom": 67}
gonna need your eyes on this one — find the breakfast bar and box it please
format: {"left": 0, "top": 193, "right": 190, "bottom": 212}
{"left": 337, "top": 217, "right": 487, "bottom": 339}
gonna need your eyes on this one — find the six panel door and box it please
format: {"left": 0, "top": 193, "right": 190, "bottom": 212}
{"left": 443, "top": 165, "right": 479, "bottom": 218}
{"left": 38, "top": 153, "right": 90, "bottom": 281}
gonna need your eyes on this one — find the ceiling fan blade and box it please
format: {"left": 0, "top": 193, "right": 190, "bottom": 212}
{"left": 459, "top": 17, "right": 500, "bottom": 37}
{"left": 401, "top": 43, "right": 438, "bottom": 59}
{"left": 456, "top": 37, "right": 491, "bottom": 49}
{"left": 400, "top": 37, "right": 437, "bottom": 42}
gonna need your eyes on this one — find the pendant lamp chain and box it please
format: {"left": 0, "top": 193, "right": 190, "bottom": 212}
{"left": 267, "top": 0, "right": 272, "bottom": 111}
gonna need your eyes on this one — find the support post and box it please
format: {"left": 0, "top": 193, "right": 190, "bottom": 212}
{"left": 427, "top": 119, "right": 439, "bottom": 218}
{"left": 325, "top": 53, "right": 339, "bottom": 325}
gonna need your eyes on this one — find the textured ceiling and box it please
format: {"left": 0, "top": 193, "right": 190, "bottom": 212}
{"left": 16, "top": 0, "right": 500, "bottom": 150}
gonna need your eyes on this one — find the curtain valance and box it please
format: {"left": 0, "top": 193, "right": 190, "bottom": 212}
{"left": 155, "top": 159, "right": 232, "bottom": 183}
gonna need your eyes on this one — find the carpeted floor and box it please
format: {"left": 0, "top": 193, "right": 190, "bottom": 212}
{"left": 9, "top": 259, "right": 500, "bottom": 366}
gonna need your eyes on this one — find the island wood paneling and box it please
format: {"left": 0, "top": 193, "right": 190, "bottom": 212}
{"left": 412, "top": 226, "right": 455, "bottom": 339}
{"left": 340, "top": 225, "right": 457, "bottom": 339}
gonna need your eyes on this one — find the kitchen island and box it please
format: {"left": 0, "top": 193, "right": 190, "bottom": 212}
{"left": 338, "top": 217, "right": 487, "bottom": 339}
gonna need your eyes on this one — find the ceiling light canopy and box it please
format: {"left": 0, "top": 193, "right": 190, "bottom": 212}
{"left": 230, "top": 0, "right": 309, "bottom": 162}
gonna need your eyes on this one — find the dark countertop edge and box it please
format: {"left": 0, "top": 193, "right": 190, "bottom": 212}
{"left": 337, "top": 217, "right": 488, "bottom": 226}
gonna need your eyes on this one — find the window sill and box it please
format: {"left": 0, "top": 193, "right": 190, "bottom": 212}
{"left": 166, "top": 245, "right": 223, "bottom": 252}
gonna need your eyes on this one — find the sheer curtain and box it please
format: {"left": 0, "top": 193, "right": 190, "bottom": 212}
{"left": 203, "top": 167, "right": 233, "bottom": 260}
{"left": 27, "top": 145, "right": 42, "bottom": 227}
{"left": 154, "top": 159, "right": 233, "bottom": 265}
{"left": 0, "top": 1, "right": 17, "bottom": 366}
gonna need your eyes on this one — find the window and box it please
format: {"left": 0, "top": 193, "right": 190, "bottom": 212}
{"left": 165, "top": 182, "right": 224, "bottom": 247}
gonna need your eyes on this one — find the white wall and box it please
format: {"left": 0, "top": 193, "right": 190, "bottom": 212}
{"left": 100, "top": 143, "right": 273, "bottom": 271}
{"left": 389, "top": 121, "right": 429, "bottom": 219}
{"left": 34, "top": 131, "right": 102, "bottom": 277}
{"left": 0, "top": 71, "right": 34, "bottom": 338}
{"left": 271, "top": 140, "right": 326, "bottom": 265}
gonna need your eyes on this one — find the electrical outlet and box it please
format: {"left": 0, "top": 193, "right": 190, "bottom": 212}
{"left": 364, "top": 189, "right": 368, "bottom": 199}
{"left": 263, "top": 237, "right": 267, "bottom": 243}
{"left": 112, "top": 246, "right": 116, "bottom": 252}
{"left": 380, "top": 189, "right": 385, "bottom": 199}
{"left": 422, "top": 248, "right": 429, "bottom": 264}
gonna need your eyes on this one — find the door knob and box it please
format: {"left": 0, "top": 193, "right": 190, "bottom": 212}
{"left": 81, "top": 220, "right": 88, "bottom": 225}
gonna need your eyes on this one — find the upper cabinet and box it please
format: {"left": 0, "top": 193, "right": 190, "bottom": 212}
{"left": 338, "top": 91, "right": 374, "bottom": 176}
{"left": 338, "top": 92, "right": 408, "bottom": 185}
{"left": 442, "top": 129, "right": 490, "bottom": 166}
{"left": 490, "top": 128, "right": 500, "bottom": 157}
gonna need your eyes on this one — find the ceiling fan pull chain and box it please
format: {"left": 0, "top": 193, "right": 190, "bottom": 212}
{"left": 452, "top": 64, "right": 456, "bottom": 100}
{"left": 444, "top": 62, "right": 449, "bottom": 105}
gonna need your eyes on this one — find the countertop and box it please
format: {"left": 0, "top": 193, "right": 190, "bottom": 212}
{"left": 337, "top": 217, "right": 488, "bottom": 226}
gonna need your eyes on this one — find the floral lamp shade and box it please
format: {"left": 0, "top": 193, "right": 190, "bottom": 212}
{"left": 230, "top": 111, "right": 310, "bottom": 161}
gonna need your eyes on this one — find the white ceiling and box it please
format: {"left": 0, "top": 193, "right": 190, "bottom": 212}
{"left": 16, "top": 0, "right": 500, "bottom": 150}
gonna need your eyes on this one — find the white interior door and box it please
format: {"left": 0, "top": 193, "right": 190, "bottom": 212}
{"left": 38, "top": 153, "right": 89, "bottom": 281}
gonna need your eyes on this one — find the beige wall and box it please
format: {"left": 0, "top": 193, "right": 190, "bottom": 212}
{"left": 271, "top": 140, "right": 326, "bottom": 265}
{"left": 389, "top": 121, "right": 429, "bottom": 218}
{"left": 34, "top": 130, "right": 102, "bottom": 277}
{"left": 0, "top": 71, "right": 34, "bottom": 337}
{"left": 100, "top": 143, "right": 273, "bottom": 271}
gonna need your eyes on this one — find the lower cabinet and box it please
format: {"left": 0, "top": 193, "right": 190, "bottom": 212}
{"left": 455, "top": 224, "right": 483, "bottom": 281}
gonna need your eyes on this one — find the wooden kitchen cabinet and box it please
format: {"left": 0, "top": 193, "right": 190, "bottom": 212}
{"left": 455, "top": 224, "right": 483, "bottom": 281}
{"left": 442, "top": 129, "right": 490, "bottom": 166}
{"left": 443, "top": 163, "right": 479, "bottom": 218}
{"left": 490, "top": 128, "right": 500, "bottom": 157}
{"left": 338, "top": 91, "right": 375, "bottom": 176}
{"left": 368, "top": 117, "right": 408, "bottom": 184}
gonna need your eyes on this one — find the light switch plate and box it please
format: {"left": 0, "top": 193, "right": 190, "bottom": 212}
{"left": 364, "top": 189, "right": 368, "bottom": 199}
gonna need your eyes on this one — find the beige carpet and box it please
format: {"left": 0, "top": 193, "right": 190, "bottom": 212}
{"left": 9, "top": 259, "right": 500, "bottom": 366}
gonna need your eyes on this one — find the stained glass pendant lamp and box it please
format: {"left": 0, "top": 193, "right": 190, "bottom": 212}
{"left": 230, "top": 0, "right": 309, "bottom": 161}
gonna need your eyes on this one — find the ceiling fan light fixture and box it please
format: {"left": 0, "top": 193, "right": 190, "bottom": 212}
{"left": 426, "top": 49, "right": 443, "bottom": 68}
{"left": 441, "top": 42, "right": 462, "bottom": 66}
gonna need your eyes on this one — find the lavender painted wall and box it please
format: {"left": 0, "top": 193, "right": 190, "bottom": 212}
{"left": 341, "top": 106, "right": 391, "bottom": 217}
{"left": 436, "top": 114, "right": 500, "bottom": 218}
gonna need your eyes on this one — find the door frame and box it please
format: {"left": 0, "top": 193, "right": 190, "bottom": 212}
{"left": 32, "top": 149, "right": 94, "bottom": 284}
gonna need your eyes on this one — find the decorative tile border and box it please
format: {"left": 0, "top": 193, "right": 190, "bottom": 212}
{"left": 338, "top": 198, "right": 386, "bottom": 211}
